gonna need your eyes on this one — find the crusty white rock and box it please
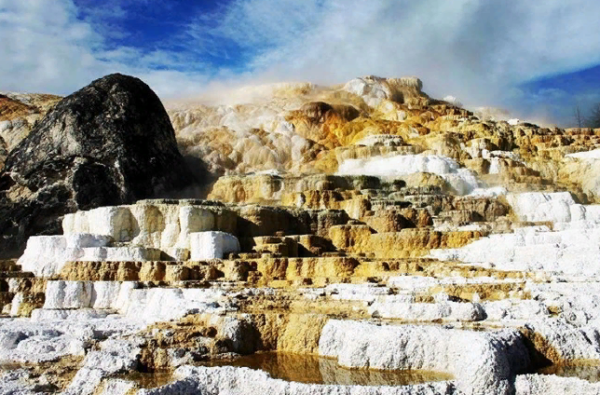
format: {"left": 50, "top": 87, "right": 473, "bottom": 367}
{"left": 515, "top": 374, "right": 600, "bottom": 395}
{"left": 65, "top": 339, "right": 141, "bottom": 395}
{"left": 336, "top": 154, "right": 480, "bottom": 195}
{"left": 18, "top": 233, "right": 158, "bottom": 277}
{"left": 190, "top": 231, "right": 241, "bottom": 260}
{"left": 42, "top": 280, "right": 227, "bottom": 323}
{"left": 318, "top": 320, "right": 529, "bottom": 395}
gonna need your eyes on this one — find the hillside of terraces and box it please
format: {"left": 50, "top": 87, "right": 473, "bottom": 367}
{"left": 1, "top": 74, "right": 600, "bottom": 395}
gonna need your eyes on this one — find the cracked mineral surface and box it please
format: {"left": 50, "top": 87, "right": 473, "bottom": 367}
{"left": 3, "top": 74, "right": 600, "bottom": 395}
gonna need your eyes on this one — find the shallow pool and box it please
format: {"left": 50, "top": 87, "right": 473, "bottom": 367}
{"left": 197, "top": 352, "right": 453, "bottom": 386}
{"left": 126, "top": 352, "right": 454, "bottom": 388}
{"left": 538, "top": 364, "right": 600, "bottom": 382}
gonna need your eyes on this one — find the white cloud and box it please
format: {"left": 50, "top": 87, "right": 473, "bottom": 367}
{"left": 2, "top": 0, "right": 600, "bottom": 121}
{"left": 0, "top": 0, "right": 208, "bottom": 97}
{"left": 190, "top": 0, "right": 600, "bottom": 109}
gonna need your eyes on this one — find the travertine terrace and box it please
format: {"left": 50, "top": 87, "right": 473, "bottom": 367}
{"left": 3, "top": 75, "right": 600, "bottom": 395}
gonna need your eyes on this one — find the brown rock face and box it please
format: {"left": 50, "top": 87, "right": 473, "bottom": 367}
{"left": 0, "top": 94, "right": 34, "bottom": 121}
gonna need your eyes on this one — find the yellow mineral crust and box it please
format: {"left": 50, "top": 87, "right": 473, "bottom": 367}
{"left": 9, "top": 75, "right": 600, "bottom": 393}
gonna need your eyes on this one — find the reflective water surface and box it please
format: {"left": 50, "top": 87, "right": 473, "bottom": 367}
{"left": 121, "top": 371, "right": 176, "bottom": 389}
{"left": 126, "top": 352, "right": 454, "bottom": 388}
{"left": 538, "top": 364, "right": 600, "bottom": 382}
{"left": 197, "top": 352, "right": 454, "bottom": 386}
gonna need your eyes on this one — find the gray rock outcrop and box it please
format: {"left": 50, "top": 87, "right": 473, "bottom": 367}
{"left": 0, "top": 73, "right": 195, "bottom": 256}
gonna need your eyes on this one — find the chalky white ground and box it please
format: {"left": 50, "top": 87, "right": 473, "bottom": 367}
{"left": 336, "top": 153, "right": 481, "bottom": 195}
{"left": 7, "top": 189, "right": 600, "bottom": 394}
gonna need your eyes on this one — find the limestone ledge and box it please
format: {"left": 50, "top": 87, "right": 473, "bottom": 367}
{"left": 62, "top": 202, "right": 237, "bottom": 251}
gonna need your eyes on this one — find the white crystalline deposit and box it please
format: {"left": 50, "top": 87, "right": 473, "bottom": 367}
{"left": 506, "top": 192, "right": 579, "bottom": 223}
{"left": 463, "top": 141, "right": 521, "bottom": 162}
{"left": 482, "top": 300, "right": 549, "bottom": 322}
{"left": 528, "top": 320, "right": 600, "bottom": 361}
{"left": 18, "top": 234, "right": 112, "bottom": 276}
{"left": 63, "top": 206, "right": 135, "bottom": 241}
{"left": 64, "top": 233, "right": 113, "bottom": 249}
{"left": 0, "top": 318, "right": 94, "bottom": 364}
{"left": 430, "top": 226, "right": 600, "bottom": 274}
{"left": 31, "top": 309, "right": 110, "bottom": 322}
{"left": 322, "top": 283, "right": 484, "bottom": 321}
{"left": 18, "top": 233, "right": 160, "bottom": 277}
{"left": 343, "top": 76, "right": 422, "bottom": 108}
{"left": 65, "top": 339, "right": 141, "bottom": 395}
{"left": 123, "top": 287, "right": 226, "bottom": 323}
{"left": 528, "top": 281, "right": 600, "bottom": 324}
{"left": 81, "top": 246, "right": 160, "bottom": 261}
{"left": 0, "top": 303, "right": 146, "bottom": 364}
{"left": 468, "top": 186, "right": 507, "bottom": 197}
{"left": 387, "top": 275, "right": 441, "bottom": 290}
{"left": 0, "top": 369, "right": 45, "bottom": 395}
{"left": 0, "top": 331, "right": 86, "bottom": 364}
{"left": 387, "top": 275, "right": 525, "bottom": 291}
{"left": 488, "top": 159, "right": 503, "bottom": 175}
{"left": 62, "top": 203, "right": 234, "bottom": 251}
{"left": 325, "top": 283, "right": 391, "bottom": 302}
{"left": 566, "top": 149, "right": 600, "bottom": 160}
{"left": 459, "top": 147, "right": 522, "bottom": 176}
{"left": 486, "top": 150, "right": 523, "bottom": 175}
{"left": 138, "top": 365, "right": 455, "bottom": 395}
{"left": 463, "top": 145, "right": 524, "bottom": 177}
{"left": 515, "top": 374, "right": 600, "bottom": 395}
{"left": 190, "top": 231, "right": 241, "bottom": 260}
{"left": 506, "top": 191, "right": 600, "bottom": 226}
{"left": 476, "top": 296, "right": 600, "bottom": 363}
{"left": 463, "top": 138, "right": 492, "bottom": 158}
{"left": 0, "top": 284, "right": 231, "bottom": 381}
{"left": 43, "top": 281, "right": 134, "bottom": 310}
{"left": 368, "top": 300, "right": 485, "bottom": 321}
{"left": 42, "top": 281, "right": 226, "bottom": 323}
{"left": 343, "top": 77, "right": 394, "bottom": 108}
{"left": 319, "top": 320, "right": 529, "bottom": 395}
{"left": 431, "top": 192, "right": 600, "bottom": 274}
{"left": 44, "top": 281, "right": 93, "bottom": 309}
{"left": 336, "top": 153, "right": 480, "bottom": 195}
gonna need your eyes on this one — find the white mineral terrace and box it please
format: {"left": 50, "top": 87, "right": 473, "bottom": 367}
{"left": 4, "top": 190, "right": 600, "bottom": 394}
{"left": 431, "top": 192, "right": 600, "bottom": 273}
{"left": 336, "top": 153, "right": 481, "bottom": 195}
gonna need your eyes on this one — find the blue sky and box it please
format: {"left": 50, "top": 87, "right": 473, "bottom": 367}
{"left": 518, "top": 65, "right": 600, "bottom": 125}
{"left": 2, "top": 0, "right": 600, "bottom": 126}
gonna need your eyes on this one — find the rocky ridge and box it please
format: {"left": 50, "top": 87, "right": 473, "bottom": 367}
{"left": 0, "top": 92, "right": 62, "bottom": 170}
{"left": 1, "top": 75, "right": 600, "bottom": 394}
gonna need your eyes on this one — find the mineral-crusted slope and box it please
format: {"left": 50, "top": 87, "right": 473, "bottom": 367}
{"left": 4, "top": 75, "right": 600, "bottom": 395}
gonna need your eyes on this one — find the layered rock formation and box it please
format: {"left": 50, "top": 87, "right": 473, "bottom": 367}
{"left": 167, "top": 75, "right": 600, "bottom": 200}
{"left": 0, "top": 74, "right": 195, "bottom": 256}
{"left": 4, "top": 75, "right": 600, "bottom": 395}
{"left": 0, "top": 92, "right": 62, "bottom": 170}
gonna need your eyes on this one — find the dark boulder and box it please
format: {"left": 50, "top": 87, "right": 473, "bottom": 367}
{"left": 0, "top": 73, "right": 196, "bottom": 256}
